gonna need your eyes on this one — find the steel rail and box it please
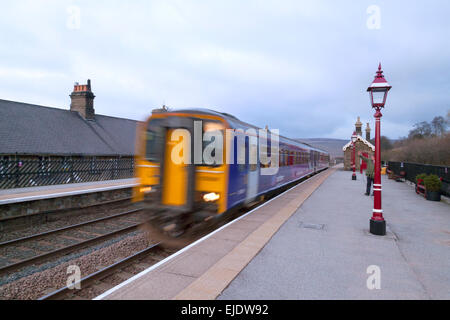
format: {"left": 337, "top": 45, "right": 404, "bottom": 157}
{"left": 0, "top": 222, "right": 145, "bottom": 274}
{"left": 0, "top": 207, "right": 142, "bottom": 248}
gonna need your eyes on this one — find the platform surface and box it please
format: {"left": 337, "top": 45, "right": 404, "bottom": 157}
{"left": 97, "top": 167, "right": 450, "bottom": 300}
{"left": 218, "top": 169, "right": 450, "bottom": 299}
{"left": 0, "top": 178, "right": 137, "bottom": 205}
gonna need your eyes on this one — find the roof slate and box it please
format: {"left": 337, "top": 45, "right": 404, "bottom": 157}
{"left": 0, "top": 99, "right": 138, "bottom": 156}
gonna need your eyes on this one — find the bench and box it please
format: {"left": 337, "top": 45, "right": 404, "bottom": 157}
{"left": 416, "top": 178, "right": 426, "bottom": 198}
{"left": 387, "top": 169, "right": 406, "bottom": 182}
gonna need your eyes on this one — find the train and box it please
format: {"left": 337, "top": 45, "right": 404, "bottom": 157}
{"left": 133, "top": 109, "right": 330, "bottom": 238}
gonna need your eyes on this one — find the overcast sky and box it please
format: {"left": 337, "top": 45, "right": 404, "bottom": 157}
{"left": 0, "top": 1, "right": 449, "bottom": 140}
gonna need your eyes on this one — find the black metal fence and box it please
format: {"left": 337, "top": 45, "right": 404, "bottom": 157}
{"left": 0, "top": 157, "right": 135, "bottom": 189}
{"left": 387, "top": 161, "right": 450, "bottom": 196}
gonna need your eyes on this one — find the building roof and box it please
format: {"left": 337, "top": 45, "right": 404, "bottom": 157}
{"left": 342, "top": 135, "right": 375, "bottom": 152}
{"left": 0, "top": 99, "right": 138, "bottom": 156}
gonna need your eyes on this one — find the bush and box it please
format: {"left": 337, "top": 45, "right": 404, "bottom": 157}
{"left": 382, "top": 133, "right": 450, "bottom": 166}
{"left": 416, "top": 173, "right": 427, "bottom": 184}
{"left": 423, "top": 174, "right": 442, "bottom": 192}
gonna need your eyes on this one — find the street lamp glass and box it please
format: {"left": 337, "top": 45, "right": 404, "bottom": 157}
{"left": 371, "top": 89, "right": 387, "bottom": 105}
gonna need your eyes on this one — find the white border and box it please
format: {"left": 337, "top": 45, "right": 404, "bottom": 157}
{"left": 93, "top": 170, "right": 328, "bottom": 300}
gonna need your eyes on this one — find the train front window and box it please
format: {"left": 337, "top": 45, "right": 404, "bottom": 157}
{"left": 202, "top": 121, "right": 224, "bottom": 166}
{"left": 145, "top": 120, "right": 164, "bottom": 162}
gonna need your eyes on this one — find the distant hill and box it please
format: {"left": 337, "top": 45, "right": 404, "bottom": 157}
{"left": 295, "top": 138, "right": 348, "bottom": 158}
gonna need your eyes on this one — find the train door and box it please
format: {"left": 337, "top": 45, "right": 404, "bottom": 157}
{"left": 308, "top": 150, "right": 313, "bottom": 170}
{"left": 310, "top": 151, "right": 316, "bottom": 172}
{"left": 314, "top": 151, "right": 318, "bottom": 172}
{"left": 160, "top": 117, "right": 195, "bottom": 211}
{"left": 246, "top": 133, "right": 259, "bottom": 203}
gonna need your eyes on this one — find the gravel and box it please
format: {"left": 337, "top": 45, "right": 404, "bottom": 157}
{"left": 0, "top": 231, "right": 156, "bottom": 300}
{"left": 0, "top": 201, "right": 139, "bottom": 242}
{"left": 0, "top": 212, "right": 149, "bottom": 269}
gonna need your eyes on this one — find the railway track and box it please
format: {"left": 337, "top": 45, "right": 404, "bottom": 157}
{"left": 0, "top": 208, "right": 148, "bottom": 275}
{"left": 0, "top": 196, "right": 134, "bottom": 235}
{"left": 38, "top": 242, "right": 171, "bottom": 300}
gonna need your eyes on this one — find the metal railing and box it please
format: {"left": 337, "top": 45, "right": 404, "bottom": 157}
{"left": 387, "top": 161, "right": 450, "bottom": 196}
{"left": 0, "top": 157, "right": 135, "bottom": 189}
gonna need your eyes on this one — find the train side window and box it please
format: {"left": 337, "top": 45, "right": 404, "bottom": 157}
{"left": 237, "top": 135, "right": 246, "bottom": 172}
{"left": 249, "top": 135, "right": 258, "bottom": 172}
{"left": 259, "top": 139, "right": 268, "bottom": 169}
{"left": 279, "top": 149, "right": 284, "bottom": 167}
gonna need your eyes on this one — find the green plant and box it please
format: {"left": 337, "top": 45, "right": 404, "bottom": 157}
{"left": 423, "top": 174, "right": 442, "bottom": 192}
{"left": 416, "top": 173, "right": 427, "bottom": 184}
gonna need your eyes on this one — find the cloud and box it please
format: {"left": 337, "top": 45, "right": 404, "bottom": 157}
{"left": 0, "top": 0, "right": 449, "bottom": 139}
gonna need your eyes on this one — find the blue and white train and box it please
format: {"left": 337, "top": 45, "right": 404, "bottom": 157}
{"left": 134, "top": 109, "right": 329, "bottom": 237}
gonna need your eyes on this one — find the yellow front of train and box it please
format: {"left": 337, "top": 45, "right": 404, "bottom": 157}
{"left": 133, "top": 111, "right": 229, "bottom": 237}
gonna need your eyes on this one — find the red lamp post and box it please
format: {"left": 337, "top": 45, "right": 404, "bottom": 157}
{"left": 351, "top": 131, "right": 357, "bottom": 180}
{"left": 367, "top": 63, "right": 391, "bottom": 236}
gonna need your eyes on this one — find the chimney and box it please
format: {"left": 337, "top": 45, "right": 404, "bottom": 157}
{"left": 70, "top": 79, "right": 95, "bottom": 120}
{"left": 355, "top": 116, "right": 362, "bottom": 136}
{"left": 366, "top": 122, "right": 371, "bottom": 141}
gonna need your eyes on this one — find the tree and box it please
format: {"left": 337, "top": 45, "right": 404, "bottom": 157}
{"left": 370, "top": 136, "right": 392, "bottom": 150}
{"left": 431, "top": 116, "right": 446, "bottom": 136}
{"left": 408, "top": 121, "right": 432, "bottom": 139}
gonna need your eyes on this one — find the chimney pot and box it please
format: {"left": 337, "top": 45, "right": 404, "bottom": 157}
{"left": 366, "top": 122, "right": 371, "bottom": 141}
{"left": 355, "top": 116, "right": 362, "bottom": 136}
{"left": 70, "top": 80, "right": 95, "bottom": 120}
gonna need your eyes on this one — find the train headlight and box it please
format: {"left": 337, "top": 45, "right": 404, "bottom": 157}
{"left": 140, "top": 186, "right": 153, "bottom": 194}
{"left": 203, "top": 192, "right": 220, "bottom": 202}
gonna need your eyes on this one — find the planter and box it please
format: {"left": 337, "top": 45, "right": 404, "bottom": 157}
{"left": 426, "top": 191, "right": 441, "bottom": 202}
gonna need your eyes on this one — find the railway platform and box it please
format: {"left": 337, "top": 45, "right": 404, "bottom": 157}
{"left": 0, "top": 178, "right": 138, "bottom": 205}
{"left": 96, "top": 166, "right": 450, "bottom": 300}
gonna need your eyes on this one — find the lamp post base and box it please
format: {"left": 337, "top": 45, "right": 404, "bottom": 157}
{"left": 370, "top": 219, "right": 386, "bottom": 236}
{"left": 352, "top": 175, "right": 357, "bottom": 180}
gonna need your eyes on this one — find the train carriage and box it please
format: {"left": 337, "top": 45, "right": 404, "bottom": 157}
{"left": 134, "top": 109, "right": 329, "bottom": 237}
